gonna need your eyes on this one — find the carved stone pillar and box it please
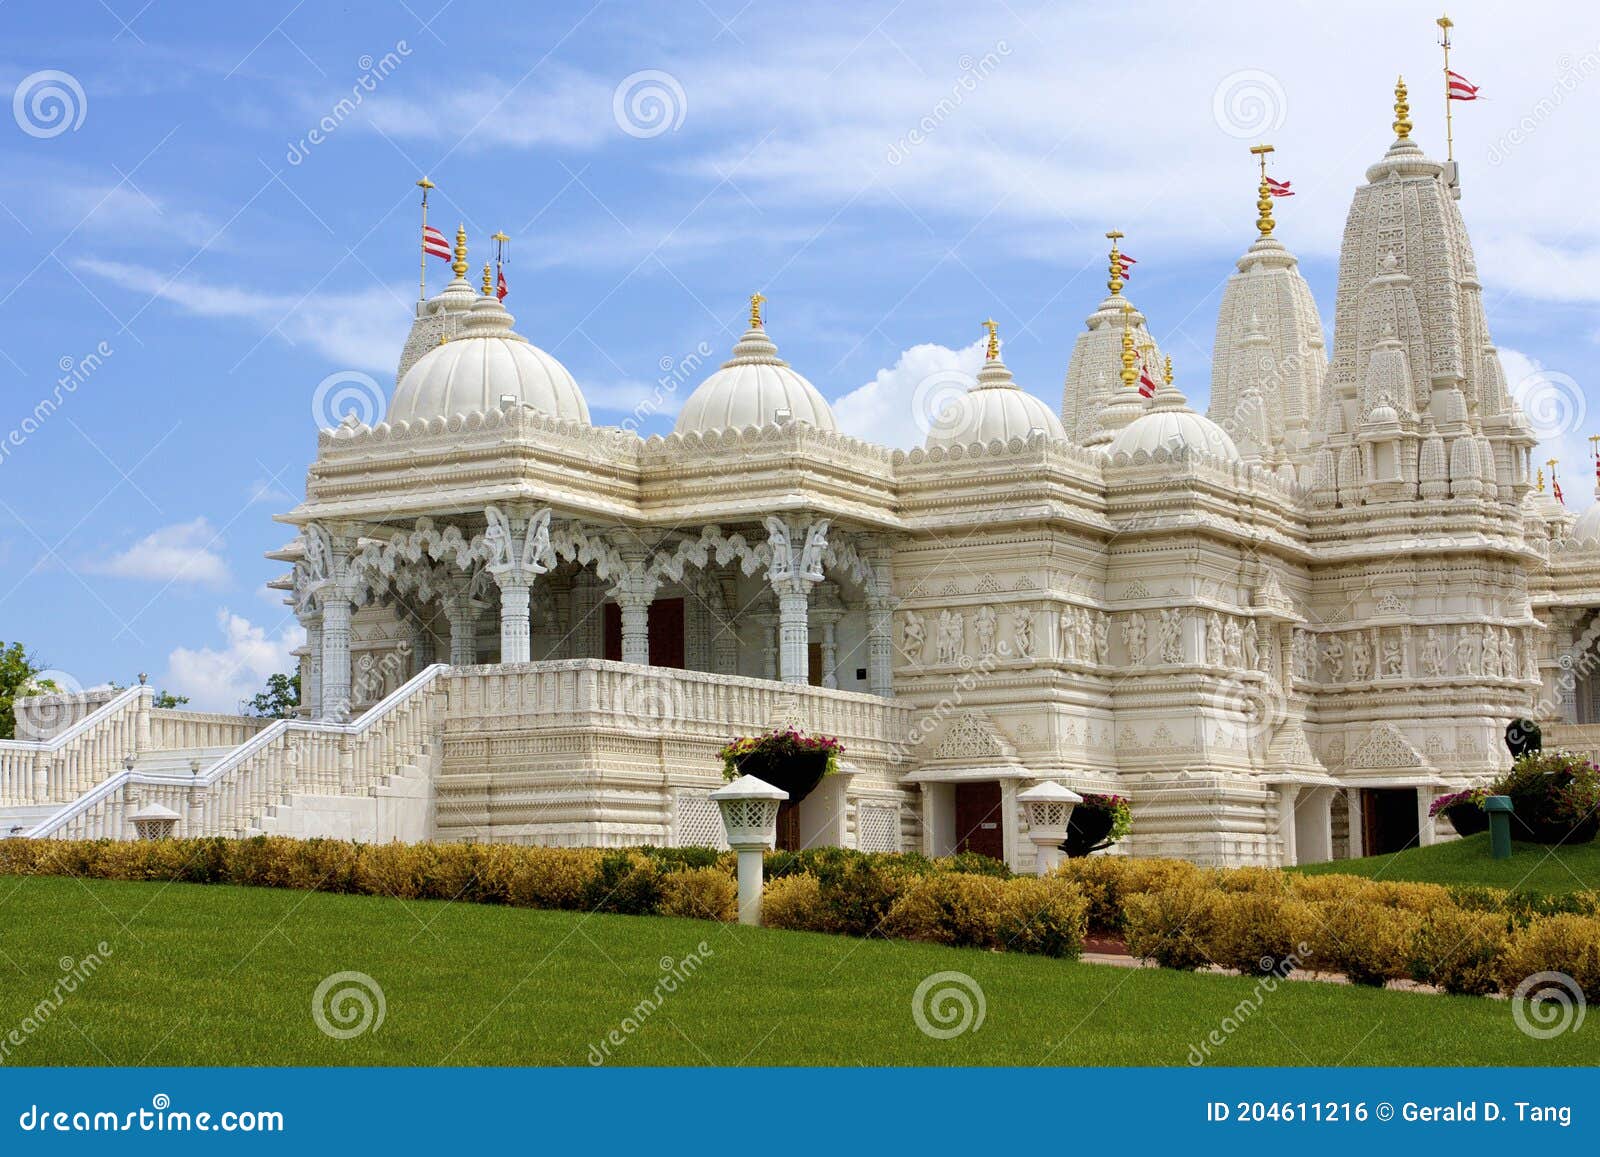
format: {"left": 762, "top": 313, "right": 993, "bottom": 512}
{"left": 765, "top": 515, "right": 830, "bottom": 686}
{"left": 445, "top": 593, "right": 479, "bottom": 666}
{"left": 864, "top": 539, "right": 896, "bottom": 698}
{"left": 320, "top": 597, "right": 353, "bottom": 721}
{"left": 407, "top": 614, "right": 433, "bottom": 675}
{"left": 496, "top": 577, "right": 532, "bottom": 663}
{"left": 301, "top": 614, "right": 323, "bottom": 718}
{"left": 484, "top": 505, "right": 551, "bottom": 666}
{"left": 618, "top": 592, "right": 653, "bottom": 665}
{"left": 712, "top": 576, "right": 739, "bottom": 675}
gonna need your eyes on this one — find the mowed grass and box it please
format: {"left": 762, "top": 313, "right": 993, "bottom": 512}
{"left": 1293, "top": 834, "right": 1600, "bottom": 895}
{"left": 0, "top": 876, "right": 1591, "bottom": 1067}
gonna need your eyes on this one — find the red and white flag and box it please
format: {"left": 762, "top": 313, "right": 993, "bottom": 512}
{"left": 422, "top": 224, "right": 451, "bottom": 260}
{"left": 1447, "top": 70, "right": 1480, "bottom": 101}
{"left": 1265, "top": 176, "right": 1294, "bottom": 197}
{"left": 1115, "top": 253, "right": 1136, "bottom": 280}
{"left": 496, "top": 267, "right": 509, "bottom": 301}
{"left": 1554, "top": 477, "right": 1565, "bottom": 504}
{"left": 1138, "top": 361, "right": 1157, "bottom": 399}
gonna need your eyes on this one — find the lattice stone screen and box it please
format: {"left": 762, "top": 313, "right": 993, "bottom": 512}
{"left": 857, "top": 803, "right": 900, "bottom": 853}
{"left": 1031, "top": 801, "right": 1071, "bottom": 829}
{"left": 673, "top": 790, "right": 730, "bottom": 849}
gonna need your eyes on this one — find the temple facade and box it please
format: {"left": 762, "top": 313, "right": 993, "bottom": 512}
{"left": 10, "top": 80, "right": 1600, "bottom": 870}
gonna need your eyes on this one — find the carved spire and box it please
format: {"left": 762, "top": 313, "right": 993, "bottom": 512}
{"left": 749, "top": 291, "right": 766, "bottom": 330}
{"left": 1250, "top": 144, "right": 1276, "bottom": 238}
{"left": 1119, "top": 303, "right": 1137, "bottom": 389}
{"left": 983, "top": 318, "right": 1000, "bottom": 361}
{"left": 1106, "top": 230, "right": 1126, "bottom": 296}
{"left": 452, "top": 223, "right": 469, "bottom": 278}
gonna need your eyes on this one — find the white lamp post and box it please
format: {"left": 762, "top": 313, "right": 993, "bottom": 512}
{"left": 709, "top": 774, "right": 789, "bottom": 925}
{"left": 1018, "top": 780, "right": 1082, "bottom": 875}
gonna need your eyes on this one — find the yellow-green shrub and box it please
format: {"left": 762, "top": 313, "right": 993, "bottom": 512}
{"left": 660, "top": 866, "right": 737, "bottom": 922}
{"left": 1204, "top": 891, "right": 1315, "bottom": 976}
{"left": 1407, "top": 907, "right": 1509, "bottom": 995}
{"left": 881, "top": 874, "right": 1006, "bottom": 948}
{"left": 505, "top": 848, "right": 603, "bottom": 910}
{"left": 1500, "top": 915, "right": 1600, "bottom": 1000}
{"left": 1305, "top": 901, "right": 1421, "bottom": 986}
{"left": 761, "top": 873, "right": 828, "bottom": 932}
{"left": 995, "top": 876, "right": 1088, "bottom": 958}
{"left": 1053, "top": 855, "right": 1204, "bottom": 932}
{"left": 1125, "top": 878, "right": 1222, "bottom": 971}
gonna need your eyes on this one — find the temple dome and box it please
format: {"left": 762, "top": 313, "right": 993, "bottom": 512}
{"left": 1569, "top": 501, "right": 1600, "bottom": 544}
{"left": 675, "top": 317, "right": 836, "bottom": 435}
{"left": 1109, "top": 369, "right": 1239, "bottom": 463}
{"left": 925, "top": 344, "right": 1064, "bottom": 448}
{"left": 388, "top": 293, "right": 589, "bottom": 425}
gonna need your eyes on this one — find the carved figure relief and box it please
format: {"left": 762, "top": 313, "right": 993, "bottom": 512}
{"left": 973, "top": 604, "right": 997, "bottom": 658}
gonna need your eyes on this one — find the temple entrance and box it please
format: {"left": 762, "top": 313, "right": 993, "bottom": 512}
{"left": 1361, "top": 788, "right": 1420, "bottom": 855}
{"left": 954, "top": 781, "right": 1004, "bottom": 861}
{"left": 602, "top": 597, "right": 685, "bottom": 668}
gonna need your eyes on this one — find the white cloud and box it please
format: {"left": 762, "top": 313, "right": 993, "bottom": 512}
{"left": 94, "top": 518, "right": 230, "bottom": 586}
{"left": 1501, "top": 346, "right": 1595, "bottom": 512}
{"left": 832, "top": 338, "right": 990, "bottom": 449}
{"left": 75, "top": 258, "right": 409, "bottom": 373}
{"left": 246, "top": 478, "right": 292, "bottom": 506}
{"left": 361, "top": 66, "right": 620, "bottom": 150}
{"left": 164, "top": 610, "right": 302, "bottom": 712}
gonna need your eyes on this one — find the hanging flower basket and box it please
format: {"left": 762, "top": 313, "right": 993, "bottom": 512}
{"left": 1059, "top": 792, "right": 1132, "bottom": 858}
{"left": 718, "top": 728, "right": 844, "bottom": 807}
{"left": 1428, "top": 788, "right": 1490, "bottom": 838}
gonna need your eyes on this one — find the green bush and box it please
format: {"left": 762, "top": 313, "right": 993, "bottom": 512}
{"left": 1407, "top": 907, "right": 1509, "bottom": 996}
{"left": 881, "top": 874, "right": 1006, "bottom": 948}
{"left": 1500, "top": 915, "right": 1600, "bottom": 1000}
{"left": 760, "top": 873, "right": 828, "bottom": 932}
{"left": 1125, "top": 878, "right": 1221, "bottom": 971}
{"left": 580, "top": 850, "right": 665, "bottom": 916}
{"left": 660, "top": 866, "right": 737, "bottom": 922}
{"left": 1204, "top": 891, "right": 1314, "bottom": 976}
{"left": 995, "top": 877, "right": 1088, "bottom": 958}
{"left": 1305, "top": 901, "right": 1420, "bottom": 986}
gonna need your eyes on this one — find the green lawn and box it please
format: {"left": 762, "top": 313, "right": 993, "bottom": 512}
{"left": 1293, "top": 834, "right": 1600, "bottom": 894}
{"left": 0, "top": 875, "right": 1589, "bottom": 1066}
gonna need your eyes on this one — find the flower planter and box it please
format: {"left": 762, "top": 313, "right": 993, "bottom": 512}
{"left": 732, "top": 750, "right": 830, "bottom": 807}
{"left": 1509, "top": 811, "right": 1600, "bottom": 846}
{"left": 1060, "top": 806, "right": 1117, "bottom": 858}
{"left": 1441, "top": 802, "right": 1490, "bottom": 838}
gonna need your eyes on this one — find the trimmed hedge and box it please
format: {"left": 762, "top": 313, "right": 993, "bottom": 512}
{"left": 1053, "top": 854, "right": 1600, "bottom": 997}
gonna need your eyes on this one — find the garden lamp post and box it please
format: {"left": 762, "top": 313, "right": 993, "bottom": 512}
{"left": 709, "top": 775, "right": 789, "bottom": 925}
{"left": 1018, "top": 780, "right": 1082, "bottom": 875}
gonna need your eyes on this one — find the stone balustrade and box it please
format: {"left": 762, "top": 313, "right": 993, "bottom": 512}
{"left": 0, "top": 686, "right": 147, "bottom": 806}
{"left": 147, "top": 710, "right": 272, "bottom": 752}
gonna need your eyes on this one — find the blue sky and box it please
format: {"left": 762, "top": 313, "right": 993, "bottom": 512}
{"left": 1, "top": 0, "right": 1597, "bottom": 709}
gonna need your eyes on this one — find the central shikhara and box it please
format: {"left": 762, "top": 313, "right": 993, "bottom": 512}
{"left": 15, "top": 80, "right": 1600, "bottom": 869}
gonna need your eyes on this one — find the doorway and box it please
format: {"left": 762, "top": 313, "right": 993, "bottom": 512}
{"left": 954, "top": 781, "right": 1004, "bottom": 861}
{"left": 602, "top": 598, "right": 686, "bottom": 668}
{"left": 1361, "top": 788, "right": 1420, "bottom": 855}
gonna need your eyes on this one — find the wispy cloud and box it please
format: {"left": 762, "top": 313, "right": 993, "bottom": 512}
{"left": 164, "top": 609, "right": 302, "bottom": 712}
{"left": 91, "top": 517, "right": 230, "bottom": 586}
{"left": 76, "top": 257, "right": 409, "bottom": 372}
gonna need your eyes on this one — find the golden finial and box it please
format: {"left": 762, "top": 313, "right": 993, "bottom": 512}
{"left": 438, "top": 333, "right": 449, "bottom": 346}
{"left": 1250, "top": 144, "right": 1276, "bottom": 238}
{"left": 1393, "top": 75, "right": 1413, "bottom": 140}
{"left": 1106, "top": 230, "right": 1125, "bottom": 296}
{"left": 1588, "top": 433, "right": 1600, "bottom": 458}
{"left": 416, "top": 176, "right": 435, "bottom": 191}
{"left": 452, "top": 223, "right": 468, "bottom": 278}
{"left": 1163, "top": 355, "right": 1174, "bottom": 386}
{"left": 749, "top": 291, "right": 766, "bottom": 329}
{"left": 1536, "top": 467, "right": 1545, "bottom": 494}
{"left": 482, "top": 262, "right": 494, "bottom": 296}
{"left": 983, "top": 318, "right": 999, "bottom": 360}
{"left": 1119, "top": 302, "right": 1137, "bottom": 389}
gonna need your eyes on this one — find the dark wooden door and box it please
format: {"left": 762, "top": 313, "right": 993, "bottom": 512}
{"left": 650, "top": 598, "right": 685, "bottom": 668}
{"left": 954, "top": 781, "right": 1004, "bottom": 861}
{"left": 601, "top": 598, "right": 686, "bottom": 668}
{"left": 775, "top": 801, "right": 801, "bottom": 851}
{"left": 1361, "top": 788, "right": 1420, "bottom": 856}
{"left": 807, "top": 642, "right": 823, "bottom": 686}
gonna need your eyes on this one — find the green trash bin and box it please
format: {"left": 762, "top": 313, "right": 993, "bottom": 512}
{"left": 1483, "top": 795, "right": 1514, "bottom": 860}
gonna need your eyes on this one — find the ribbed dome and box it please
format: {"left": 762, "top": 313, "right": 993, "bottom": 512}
{"left": 674, "top": 324, "right": 836, "bottom": 435}
{"left": 1109, "top": 371, "right": 1239, "bottom": 463}
{"left": 1569, "top": 501, "right": 1600, "bottom": 544}
{"left": 926, "top": 351, "right": 1064, "bottom": 448}
{"left": 388, "top": 294, "right": 589, "bottom": 425}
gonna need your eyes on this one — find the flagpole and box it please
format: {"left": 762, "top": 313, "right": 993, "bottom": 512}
{"left": 492, "top": 230, "right": 509, "bottom": 299}
{"left": 1438, "top": 15, "right": 1455, "bottom": 162}
{"left": 416, "top": 177, "right": 435, "bottom": 303}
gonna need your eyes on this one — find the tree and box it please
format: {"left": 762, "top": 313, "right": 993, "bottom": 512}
{"left": 152, "top": 690, "right": 189, "bottom": 709}
{"left": 0, "top": 640, "right": 52, "bottom": 741}
{"left": 245, "top": 672, "right": 301, "bottom": 719}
